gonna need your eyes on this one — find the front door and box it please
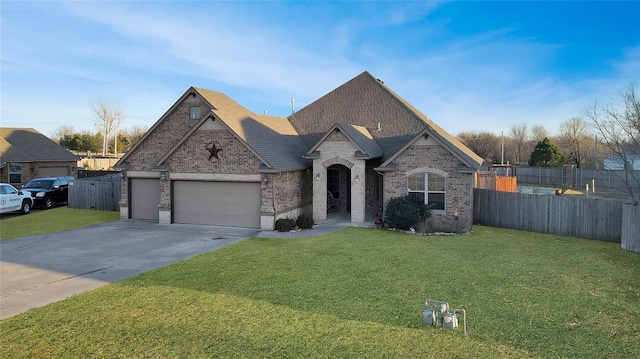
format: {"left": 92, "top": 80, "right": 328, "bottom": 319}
{"left": 326, "top": 165, "right": 351, "bottom": 213}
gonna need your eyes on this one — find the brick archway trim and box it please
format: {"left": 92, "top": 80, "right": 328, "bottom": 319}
{"left": 322, "top": 156, "right": 355, "bottom": 169}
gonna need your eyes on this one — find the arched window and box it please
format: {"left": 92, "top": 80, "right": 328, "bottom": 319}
{"left": 407, "top": 173, "right": 445, "bottom": 210}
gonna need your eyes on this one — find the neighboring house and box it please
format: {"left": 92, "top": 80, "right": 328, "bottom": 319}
{"left": 115, "top": 72, "right": 483, "bottom": 232}
{"left": 0, "top": 128, "right": 79, "bottom": 186}
{"left": 603, "top": 154, "right": 640, "bottom": 170}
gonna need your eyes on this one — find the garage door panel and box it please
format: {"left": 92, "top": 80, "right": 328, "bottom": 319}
{"left": 131, "top": 178, "right": 160, "bottom": 220}
{"left": 178, "top": 202, "right": 255, "bottom": 214}
{"left": 173, "top": 181, "right": 260, "bottom": 228}
{"left": 39, "top": 167, "right": 70, "bottom": 177}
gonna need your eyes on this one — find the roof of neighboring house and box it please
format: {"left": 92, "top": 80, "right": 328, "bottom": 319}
{"left": 0, "top": 128, "right": 79, "bottom": 163}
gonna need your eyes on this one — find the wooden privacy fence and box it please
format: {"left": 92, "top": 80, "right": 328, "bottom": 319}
{"left": 473, "top": 188, "right": 623, "bottom": 242}
{"left": 476, "top": 172, "right": 517, "bottom": 192}
{"left": 517, "top": 166, "right": 640, "bottom": 190}
{"left": 68, "top": 174, "right": 121, "bottom": 211}
{"left": 621, "top": 204, "right": 640, "bottom": 253}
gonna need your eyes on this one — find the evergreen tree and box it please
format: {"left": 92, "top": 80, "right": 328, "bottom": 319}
{"left": 528, "top": 137, "right": 565, "bottom": 167}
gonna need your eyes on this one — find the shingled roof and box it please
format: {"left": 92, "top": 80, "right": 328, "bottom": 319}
{"left": 119, "top": 71, "right": 482, "bottom": 174}
{"left": 305, "top": 123, "right": 383, "bottom": 159}
{"left": 289, "top": 71, "right": 483, "bottom": 170}
{"left": 0, "top": 128, "right": 79, "bottom": 163}
{"left": 152, "top": 88, "right": 311, "bottom": 173}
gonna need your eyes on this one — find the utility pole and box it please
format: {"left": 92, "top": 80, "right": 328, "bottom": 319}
{"left": 501, "top": 131, "right": 504, "bottom": 165}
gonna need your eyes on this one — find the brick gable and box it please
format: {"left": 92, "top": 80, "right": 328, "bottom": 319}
{"left": 167, "top": 129, "right": 262, "bottom": 174}
{"left": 125, "top": 99, "right": 213, "bottom": 171}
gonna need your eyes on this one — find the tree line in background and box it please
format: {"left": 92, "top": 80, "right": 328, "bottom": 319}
{"left": 458, "top": 82, "right": 638, "bottom": 173}
{"left": 457, "top": 118, "right": 590, "bottom": 168}
{"left": 52, "top": 124, "right": 148, "bottom": 156}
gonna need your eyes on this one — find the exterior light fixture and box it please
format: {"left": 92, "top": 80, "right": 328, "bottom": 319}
{"left": 354, "top": 175, "right": 360, "bottom": 183}
{"left": 315, "top": 173, "right": 320, "bottom": 182}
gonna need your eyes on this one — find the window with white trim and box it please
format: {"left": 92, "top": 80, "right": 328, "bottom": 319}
{"left": 407, "top": 173, "right": 445, "bottom": 210}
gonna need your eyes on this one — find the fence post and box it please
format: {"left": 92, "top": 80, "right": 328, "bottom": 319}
{"left": 621, "top": 204, "right": 640, "bottom": 253}
{"left": 538, "top": 167, "right": 541, "bottom": 186}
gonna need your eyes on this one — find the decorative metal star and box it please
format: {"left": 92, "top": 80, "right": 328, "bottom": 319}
{"left": 206, "top": 142, "right": 222, "bottom": 161}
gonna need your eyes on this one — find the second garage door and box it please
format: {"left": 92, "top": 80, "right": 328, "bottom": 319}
{"left": 130, "top": 178, "right": 160, "bottom": 220}
{"left": 39, "top": 167, "right": 70, "bottom": 177}
{"left": 173, "top": 181, "right": 261, "bottom": 228}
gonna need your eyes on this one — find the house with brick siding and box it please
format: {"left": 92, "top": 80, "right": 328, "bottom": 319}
{"left": 1, "top": 127, "right": 79, "bottom": 186}
{"left": 115, "top": 71, "right": 483, "bottom": 232}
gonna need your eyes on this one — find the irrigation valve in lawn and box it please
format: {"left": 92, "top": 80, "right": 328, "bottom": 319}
{"left": 422, "top": 299, "right": 467, "bottom": 335}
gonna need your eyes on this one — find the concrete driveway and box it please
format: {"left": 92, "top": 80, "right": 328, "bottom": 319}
{"left": 0, "top": 219, "right": 258, "bottom": 320}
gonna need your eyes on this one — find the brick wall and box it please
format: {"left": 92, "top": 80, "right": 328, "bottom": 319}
{"left": 125, "top": 98, "right": 212, "bottom": 171}
{"left": 262, "top": 170, "right": 312, "bottom": 217}
{"left": 364, "top": 159, "right": 384, "bottom": 217}
{"left": 384, "top": 144, "right": 474, "bottom": 233}
{"left": 167, "top": 129, "right": 262, "bottom": 174}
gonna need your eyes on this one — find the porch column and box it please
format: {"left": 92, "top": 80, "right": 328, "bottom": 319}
{"left": 312, "top": 160, "right": 327, "bottom": 222}
{"left": 351, "top": 160, "right": 366, "bottom": 223}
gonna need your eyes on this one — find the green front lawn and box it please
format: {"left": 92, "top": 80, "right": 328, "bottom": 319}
{"left": 1, "top": 226, "right": 638, "bottom": 358}
{"left": 0, "top": 207, "right": 119, "bottom": 241}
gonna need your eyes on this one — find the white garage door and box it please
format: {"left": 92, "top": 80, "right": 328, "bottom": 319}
{"left": 39, "top": 167, "right": 70, "bottom": 177}
{"left": 173, "top": 181, "right": 261, "bottom": 228}
{"left": 130, "top": 178, "right": 160, "bottom": 220}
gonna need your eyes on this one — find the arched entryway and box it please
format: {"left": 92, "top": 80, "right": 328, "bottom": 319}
{"left": 326, "top": 164, "right": 351, "bottom": 214}
{"left": 312, "top": 155, "right": 365, "bottom": 223}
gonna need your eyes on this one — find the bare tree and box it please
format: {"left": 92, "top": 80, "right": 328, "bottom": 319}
{"left": 558, "top": 117, "right": 592, "bottom": 168}
{"left": 509, "top": 123, "right": 528, "bottom": 164}
{"left": 458, "top": 131, "right": 500, "bottom": 162}
{"left": 127, "top": 125, "right": 149, "bottom": 147}
{"left": 51, "top": 125, "right": 75, "bottom": 144}
{"left": 584, "top": 81, "right": 640, "bottom": 204}
{"left": 530, "top": 125, "right": 549, "bottom": 142}
{"left": 93, "top": 101, "right": 122, "bottom": 156}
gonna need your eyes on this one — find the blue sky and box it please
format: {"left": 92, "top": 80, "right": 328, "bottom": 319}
{"left": 1, "top": 1, "right": 639, "bottom": 138}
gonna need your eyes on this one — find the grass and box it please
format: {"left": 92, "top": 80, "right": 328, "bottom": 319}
{"left": 1, "top": 226, "right": 638, "bottom": 358}
{"left": 0, "top": 207, "right": 119, "bottom": 241}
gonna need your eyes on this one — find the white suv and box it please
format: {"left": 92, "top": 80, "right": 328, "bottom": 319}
{"left": 0, "top": 183, "right": 33, "bottom": 215}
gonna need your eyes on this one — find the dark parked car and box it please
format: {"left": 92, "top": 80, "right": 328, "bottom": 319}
{"left": 22, "top": 176, "right": 75, "bottom": 209}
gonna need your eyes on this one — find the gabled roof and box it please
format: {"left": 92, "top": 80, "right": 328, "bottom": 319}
{"left": 115, "top": 88, "right": 200, "bottom": 169}
{"left": 118, "top": 71, "right": 482, "bottom": 174}
{"left": 0, "top": 128, "right": 79, "bottom": 162}
{"left": 196, "top": 88, "right": 311, "bottom": 172}
{"left": 290, "top": 71, "right": 483, "bottom": 169}
{"left": 153, "top": 88, "right": 311, "bottom": 172}
{"left": 305, "top": 123, "right": 383, "bottom": 159}
{"left": 377, "top": 127, "right": 483, "bottom": 172}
